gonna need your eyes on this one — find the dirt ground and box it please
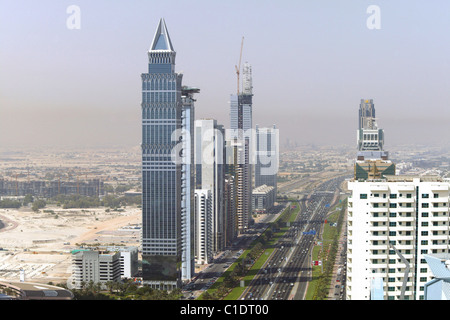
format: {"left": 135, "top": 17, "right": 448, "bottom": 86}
{"left": 0, "top": 205, "right": 141, "bottom": 284}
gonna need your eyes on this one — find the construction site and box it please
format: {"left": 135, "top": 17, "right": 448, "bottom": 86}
{"left": 0, "top": 178, "right": 104, "bottom": 198}
{"left": 0, "top": 146, "right": 142, "bottom": 286}
{"left": 0, "top": 204, "right": 141, "bottom": 285}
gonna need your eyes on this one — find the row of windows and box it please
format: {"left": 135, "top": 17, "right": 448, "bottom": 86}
{"left": 142, "top": 124, "right": 176, "bottom": 145}
{"left": 142, "top": 91, "right": 177, "bottom": 104}
{"left": 142, "top": 106, "right": 177, "bottom": 119}
{"left": 361, "top": 193, "right": 444, "bottom": 199}
{"left": 142, "top": 77, "right": 176, "bottom": 91}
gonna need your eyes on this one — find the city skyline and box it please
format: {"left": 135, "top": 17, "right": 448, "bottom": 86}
{"left": 1, "top": 1, "right": 450, "bottom": 150}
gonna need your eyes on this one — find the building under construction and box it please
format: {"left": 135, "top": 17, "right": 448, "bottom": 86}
{"left": 0, "top": 178, "right": 104, "bottom": 198}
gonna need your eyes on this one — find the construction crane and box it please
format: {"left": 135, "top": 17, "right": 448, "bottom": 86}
{"left": 235, "top": 36, "right": 244, "bottom": 95}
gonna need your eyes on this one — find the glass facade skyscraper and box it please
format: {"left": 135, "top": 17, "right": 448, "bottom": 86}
{"left": 141, "top": 19, "right": 183, "bottom": 289}
{"left": 229, "top": 62, "right": 253, "bottom": 232}
{"left": 255, "top": 124, "right": 278, "bottom": 195}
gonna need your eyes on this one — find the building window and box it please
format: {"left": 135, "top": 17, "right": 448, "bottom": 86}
{"left": 360, "top": 194, "right": 368, "bottom": 199}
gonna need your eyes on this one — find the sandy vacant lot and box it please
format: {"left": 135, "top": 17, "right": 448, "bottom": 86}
{"left": 0, "top": 205, "right": 141, "bottom": 284}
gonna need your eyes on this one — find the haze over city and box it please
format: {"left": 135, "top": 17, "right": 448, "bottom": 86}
{"left": 1, "top": 0, "right": 450, "bottom": 150}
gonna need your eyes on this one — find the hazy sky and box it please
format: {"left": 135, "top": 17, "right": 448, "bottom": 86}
{"left": 1, "top": 0, "right": 450, "bottom": 150}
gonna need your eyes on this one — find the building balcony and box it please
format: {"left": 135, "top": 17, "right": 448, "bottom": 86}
{"left": 430, "top": 215, "right": 450, "bottom": 222}
{"left": 371, "top": 207, "right": 389, "bottom": 213}
{"left": 429, "top": 206, "right": 448, "bottom": 212}
{"left": 371, "top": 215, "right": 389, "bottom": 223}
{"left": 395, "top": 216, "right": 415, "bottom": 223}
{"left": 429, "top": 225, "right": 449, "bottom": 231}
{"left": 394, "top": 225, "right": 415, "bottom": 232}
{"left": 430, "top": 196, "right": 448, "bottom": 203}
{"left": 430, "top": 184, "right": 449, "bottom": 191}
{"left": 369, "top": 225, "right": 389, "bottom": 232}
{"left": 369, "top": 234, "right": 388, "bottom": 241}
{"left": 396, "top": 185, "right": 415, "bottom": 192}
{"left": 371, "top": 198, "right": 389, "bottom": 203}
{"left": 369, "top": 185, "right": 389, "bottom": 192}
{"left": 369, "top": 253, "right": 388, "bottom": 260}
{"left": 370, "top": 262, "right": 388, "bottom": 269}
{"left": 392, "top": 235, "right": 414, "bottom": 241}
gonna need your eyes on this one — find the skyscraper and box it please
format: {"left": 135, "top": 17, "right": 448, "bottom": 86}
{"left": 194, "top": 119, "right": 225, "bottom": 252}
{"left": 356, "top": 99, "right": 387, "bottom": 160}
{"left": 255, "top": 124, "right": 278, "bottom": 195}
{"left": 229, "top": 62, "right": 253, "bottom": 233}
{"left": 180, "top": 87, "right": 199, "bottom": 281}
{"left": 141, "top": 19, "right": 183, "bottom": 289}
{"left": 359, "top": 99, "right": 376, "bottom": 130}
{"left": 355, "top": 99, "right": 394, "bottom": 180}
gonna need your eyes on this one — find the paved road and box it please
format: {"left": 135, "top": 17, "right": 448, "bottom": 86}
{"left": 241, "top": 175, "right": 349, "bottom": 300}
{"left": 182, "top": 174, "right": 350, "bottom": 300}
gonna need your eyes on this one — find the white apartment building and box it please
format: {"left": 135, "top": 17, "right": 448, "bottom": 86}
{"left": 194, "top": 119, "right": 225, "bottom": 252}
{"left": 194, "top": 189, "right": 213, "bottom": 265}
{"left": 102, "top": 246, "right": 139, "bottom": 278}
{"left": 347, "top": 175, "right": 450, "bottom": 300}
{"left": 70, "top": 250, "right": 121, "bottom": 290}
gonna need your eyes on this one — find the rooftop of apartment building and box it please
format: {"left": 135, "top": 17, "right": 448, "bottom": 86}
{"left": 350, "top": 174, "right": 447, "bottom": 183}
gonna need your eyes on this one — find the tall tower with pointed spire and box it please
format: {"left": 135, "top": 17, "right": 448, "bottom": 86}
{"left": 141, "top": 19, "right": 183, "bottom": 289}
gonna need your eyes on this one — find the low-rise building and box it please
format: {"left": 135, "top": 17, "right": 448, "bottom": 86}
{"left": 69, "top": 249, "right": 121, "bottom": 290}
{"left": 0, "top": 281, "right": 73, "bottom": 300}
{"left": 252, "top": 184, "right": 276, "bottom": 213}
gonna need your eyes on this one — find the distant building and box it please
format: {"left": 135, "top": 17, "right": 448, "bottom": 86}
{"left": 255, "top": 125, "right": 278, "bottom": 196}
{"left": 252, "top": 184, "right": 276, "bottom": 213}
{"left": 358, "top": 99, "right": 376, "bottom": 130}
{"left": 355, "top": 99, "right": 394, "bottom": 180}
{"left": 356, "top": 99, "right": 388, "bottom": 160}
{"left": 70, "top": 249, "right": 121, "bottom": 290}
{"left": 0, "top": 178, "right": 104, "bottom": 198}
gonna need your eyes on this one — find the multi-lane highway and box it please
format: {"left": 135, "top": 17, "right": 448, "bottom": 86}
{"left": 181, "top": 174, "right": 349, "bottom": 300}
{"left": 241, "top": 175, "right": 348, "bottom": 300}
